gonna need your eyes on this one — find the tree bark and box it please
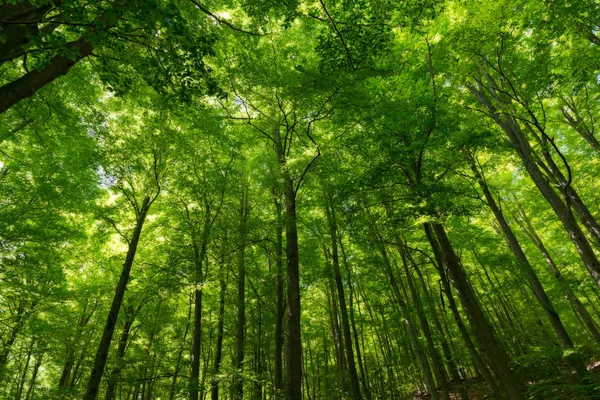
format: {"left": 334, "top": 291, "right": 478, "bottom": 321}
{"left": 270, "top": 122, "right": 302, "bottom": 400}
{"left": 325, "top": 195, "right": 362, "bottom": 400}
{"left": 273, "top": 189, "right": 285, "bottom": 399}
{"left": 211, "top": 234, "right": 227, "bottom": 400}
{"left": 0, "top": 37, "right": 93, "bottom": 115}
{"left": 427, "top": 222, "right": 525, "bottom": 400}
{"left": 83, "top": 196, "right": 151, "bottom": 400}
{"left": 233, "top": 188, "right": 248, "bottom": 400}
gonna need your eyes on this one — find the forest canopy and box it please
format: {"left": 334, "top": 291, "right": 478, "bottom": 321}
{"left": 1, "top": 0, "right": 600, "bottom": 399}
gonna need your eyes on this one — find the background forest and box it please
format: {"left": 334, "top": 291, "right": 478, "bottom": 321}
{"left": 1, "top": 0, "right": 600, "bottom": 399}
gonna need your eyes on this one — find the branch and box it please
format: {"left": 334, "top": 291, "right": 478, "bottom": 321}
{"left": 188, "top": 0, "right": 264, "bottom": 36}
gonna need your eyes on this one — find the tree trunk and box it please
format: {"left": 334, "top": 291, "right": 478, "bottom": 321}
{"left": 325, "top": 195, "right": 362, "bottom": 400}
{"left": 428, "top": 222, "right": 525, "bottom": 400}
{"left": 271, "top": 122, "right": 302, "bottom": 400}
{"left": 273, "top": 189, "right": 285, "bottom": 399}
{"left": 190, "top": 197, "right": 213, "bottom": 400}
{"left": 24, "top": 350, "right": 43, "bottom": 400}
{"left": 83, "top": 196, "right": 151, "bottom": 400}
{"left": 339, "top": 238, "right": 371, "bottom": 400}
{"left": 211, "top": 234, "right": 227, "bottom": 400}
{"left": 513, "top": 203, "right": 600, "bottom": 341}
{"left": 233, "top": 188, "right": 249, "bottom": 400}
{"left": 467, "top": 80, "right": 600, "bottom": 287}
{"left": 104, "top": 305, "right": 139, "bottom": 400}
{"left": 396, "top": 242, "right": 451, "bottom": 400}
{"left": 0, "top": 37, "right": 94, "bottom": 115}
{"left": 466, "top": 152, "right": 576, "bottom": 349}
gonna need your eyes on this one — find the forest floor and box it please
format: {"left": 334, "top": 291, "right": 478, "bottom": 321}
{"left": 413, "top": 361, "right": 600, "bottom": 399}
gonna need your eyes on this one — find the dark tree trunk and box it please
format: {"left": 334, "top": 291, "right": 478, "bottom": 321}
{"left": 83, "top": 196, "right": 151, "bottom": 400}
{"left": 233, "top": 189, "right": 249, "bottom": 400}
{"left": 325, "top": 195, "right": 362, "bottom": 400}
{"left": 0, "top": 37, "right": 93, "bottom": 115}
{"left": 211, "top": 235, "right": 227, "bottom": 400}
{"left": 273, "top": 190, "right": 285, "bottom": 399}
{"left": 104, "top": 305, "right": 140, "bottom": 400}
{"left": 270, "top": 122, "right": 302, "bottom": 400}
{"left": 428, "top": 222, "right": 525, "bottom": 400}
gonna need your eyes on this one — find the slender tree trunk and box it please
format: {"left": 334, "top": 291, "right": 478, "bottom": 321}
{"left": 325, "top": 195, "right": 362, "bottom": 400}
{"left": 211, "top": 234, "right": 227, "bottom": 400}
{"left": 372, "top": 231, "right": 439, "bottom": 400}
{"left": 171, "top": 295, "right": 193, "bottom": 400}
{"left": 397, "top": 242, "right": 451, "bottom": 400}
{"left": 411, "top": 260, "right": 469, "bottom": 400}
{"left": 83, "top": 196, "right": 151, "bottom": 400}
{"left": 513, "top": 203, "right": 600, "bottom": 341}
{"left": 24, "top": 350, "right": 43, "bottom": 400}
{"left": 190, "top": 197, "right": 213, "bottom": 400}
{"left": 467, "top": 80, "right": 600, "bottom": 287}
{"left": 271, "top": 122, "right": 302, "bottom": 400}
{"left": 273, "top": 189, "right": 285, "bottom": 399}
{"left": 104, "top": 305, "right": 139, "bottom": 400}
{"left": 15, "top": 339, "right": 33, "bottom": 400}
{"left": 466, "top": 152, "right": 577, "bottom": 349}
{"left": 234, "top": 188, "right": 248, "bottom": 400}
{"left": 339, "top": 239, "right": 370, "bottom": 400}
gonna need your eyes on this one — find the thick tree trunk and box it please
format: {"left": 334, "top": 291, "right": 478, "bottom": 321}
{"left": 0, "top": 37, "right": 93, "bottom": 115}
{"left": 325, "top": 196, "right": 362, "bottom": 400}
{"left": 83, "top": 196, "right": 151, "bottom": 400}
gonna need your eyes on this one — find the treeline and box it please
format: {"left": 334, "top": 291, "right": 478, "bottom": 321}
{"left": 1, "top": 0, "right": 600, "bottom": 400}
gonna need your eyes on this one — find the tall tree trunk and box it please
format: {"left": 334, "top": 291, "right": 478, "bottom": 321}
{"left": 0, "top": 301, "right": 27, "bottom": 380}
{"left": 15, "top": 338, "right": 33, "bottom": 400}
{"left": 104, "top": 305, "right": 140, "bottom": 400}
{"left": 271, "top": 122, "right": 302, "bottom": 400}
{"left": 424, "top": 228, "right": 500, "bottom": 398}
{"left": 467, "top": 79, "right": 600, "bottom": 287}
{"left": 211, "top": 234, "right": 227, "bottom": 400}
{"left": 325, "top": 195, "right": 362, "bottom": 400}
{"left": 372, "top": 230, "right": 439, "bottom": 400}
{"left": 24, "top": 350, "right": 43, "bottom": 400}
{"left": 339, "top": 238, "right": 371, "bottom": 400}
{"left": 190, "top": 197, "right": 213, "bottom": 400}
{"left": 233, "top": 188, "right": 249, "bottom": 400}
{"left": 83, "top": 196, "right": 151, "bottom": 400}
{"left": 512, "top": 203, "right": 600, "bottom": 341}
{"left": 273, "top": 189, "right": 285, "bottom": 399}
{"left": 466, "top": 152, "right": 577, "bottom": 350}
{"left": 427, "top": 222, "right": 526, "bottom": 400}
{"left": 396, "top": 242, "right": 451, "bottom": 400}
{"left": 171, "top": 295, "right": 193, "bottom": 400}
{"left": 411, "top": 259, "right": 469, "bottom": 400}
